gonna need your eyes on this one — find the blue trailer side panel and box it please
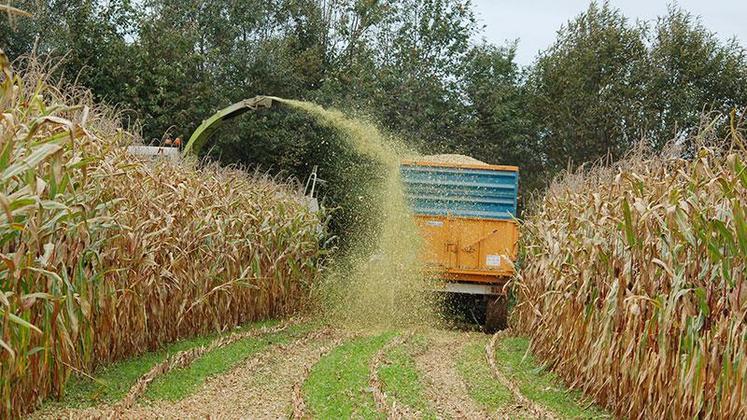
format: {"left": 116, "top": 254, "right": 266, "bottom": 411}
{"left": 400, "top": 164, "right": 519, "bottom": 220}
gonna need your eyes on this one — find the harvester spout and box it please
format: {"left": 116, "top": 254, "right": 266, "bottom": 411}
{"left": 182, "top": 95, "right": 275, "bottom": 156}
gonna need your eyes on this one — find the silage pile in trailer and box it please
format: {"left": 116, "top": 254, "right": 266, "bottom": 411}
{"left": 0, "top": 57, "right": 324, "bottom": 418}
{"left": 419, "top": 154, "right": 487, "bottom": 165}
{"left": 513, "top": 132, "right": 747, "bottom": 417}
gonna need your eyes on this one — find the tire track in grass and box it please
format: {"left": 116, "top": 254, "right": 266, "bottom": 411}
{"left": 125, "top": 327, "right": 342, "bottom": 419}
{"left": 457, "top": 339, "right": 515, "bottom": 418}
{"left": 486, "top": 331, "right": 557, "bottom": 419}
{"left": 417, "top": 330, "right": 489, "bottom": 419}
{"left": 142, "top": 321, "right": 314, "bottom": 403}
{"left": 40, "top": 320, "right": 313, "bottom": 419}
{"left": 30, "top": 319, "right": 280, "bottom": 418}
{"left": 116, "top": 321, "right": 294, "bottom": 412}
{"left": 491, "top": 334, "right": 609, "bottom": 419}
{"left": 234, "top": 328, "right": 345, "bottom": 419}
{"left": 374, "top": 333, "right": 437, "bottom": 419}
{"left": 302, "top": 331, "right": 396, "bottom": 419}
{"left": 291, "top": 334, "right": 350, "bottom": 419}
{"left": 369, "top": 333, "right": 418, "bottom": 418}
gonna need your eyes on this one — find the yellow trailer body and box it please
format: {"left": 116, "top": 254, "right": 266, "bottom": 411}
{"left": 400, "top": 159, "right": 519, "bottom": 296}
{"left": 414, "top": 215, "right": 518, "bottom": 287}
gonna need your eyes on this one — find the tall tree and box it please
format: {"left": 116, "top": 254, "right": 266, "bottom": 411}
{"left": 0, "top": 0, "right": 140, "bottom": 106}
{"left": 457, "top": 43, "right": 543, "bottom": 194}
{"left": 527, "top": 1, "right": 648, "bottom": 172}
{"left": 314, "top": 0, "right": 479, "bottom": 152}
{"left": 644, "top": 6, "right": 747, "bottom": 148}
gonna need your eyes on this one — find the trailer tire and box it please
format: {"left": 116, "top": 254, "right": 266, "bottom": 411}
{"left": 485, "top": 296, "right": 508, "bottom": 332}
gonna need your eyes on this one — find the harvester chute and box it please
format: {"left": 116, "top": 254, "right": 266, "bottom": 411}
{"left": 182, "top": 96, "right": 274, "bottom": 156}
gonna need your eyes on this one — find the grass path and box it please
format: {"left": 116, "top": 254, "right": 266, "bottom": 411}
{"left": 123, "top": 327, "right": 345, "bottom": 418}
{"left": 458, "top": 340, "right": 515, "bottom": 416}
{"left": 369, "top": 334, "right": 412, "bottom": 417}
{"left": 31, "top": 319, "right": 279, "bottom": 416}
{"left": 291, "top": 333, "right": 350, "bottom": 418}
{"left": 32, "top": 320, "right": 317, "bottom": 419}
{"left": 142, "top": 322, "right": 315, "bottom": 401}
{"left": 302, "top": 332, "right": 395, "bottom": 419}
{"left": 32, "top": 321, "right": 609, "bottom": 420}
{"left": 485, "top": 331, "right": 556, "bottom": 418}
{"left": 492, "top": 334, "right": 608, "bottom": 419}
{"left": 456, "top": 330, "right": 609, "bottom": 419}
{"left": 375, "top": 334, "right": 436, "bottom": 418}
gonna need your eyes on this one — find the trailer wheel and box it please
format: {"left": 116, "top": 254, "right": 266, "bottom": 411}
{"left": 485, "top": 296, "right": 508, "bottom": 332}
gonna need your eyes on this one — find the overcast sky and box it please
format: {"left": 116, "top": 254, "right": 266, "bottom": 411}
{"left": 471, "top": 0, "right": 747, "bottom": 65}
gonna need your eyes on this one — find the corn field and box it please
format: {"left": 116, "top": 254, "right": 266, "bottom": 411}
{"left": 0, "top": 55, "right": 325, "bottom": 418}
{"left": 513, "top": 127, "right": 747, "bottom": 417}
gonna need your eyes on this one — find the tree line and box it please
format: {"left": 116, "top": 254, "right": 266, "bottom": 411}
{"left": 3, "top": 0, "right": 746, "bottom": 221}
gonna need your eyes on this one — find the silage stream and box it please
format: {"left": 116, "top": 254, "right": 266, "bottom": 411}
{"left": 273, "top": 98, "right": 439, "bottom": 328}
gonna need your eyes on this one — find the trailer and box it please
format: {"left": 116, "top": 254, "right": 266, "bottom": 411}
{"left": 400, "top": 158, "right": 519, "bottom": 330}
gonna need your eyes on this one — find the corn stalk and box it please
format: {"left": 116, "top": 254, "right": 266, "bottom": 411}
{"left": 513, "top": 131, "right": 747, "bottom": 417}
{"left": 0, "top": 55, "right": 326, "bottom": 418}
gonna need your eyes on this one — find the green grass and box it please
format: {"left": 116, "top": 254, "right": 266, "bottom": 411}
{"left": 457, "top": 340, "right": 513, "bottom": 412}
{"left": 495, "top": 337, "right": 608, "bottom": 419}
{"left": 145, "top": 322, "right": 316, "bottom": 401}
{"left": 377, "top": 335, "right": 435, "bottom": 418}
{"left": 304, "top": 332, "right": 395, "bottom": 419}
{"left": 46, "top": 319, "right": 278, "bottom": 409}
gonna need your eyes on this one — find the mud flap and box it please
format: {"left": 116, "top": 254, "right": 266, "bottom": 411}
{"left": 485, "top": 295, "right": 508, "bottom": 332}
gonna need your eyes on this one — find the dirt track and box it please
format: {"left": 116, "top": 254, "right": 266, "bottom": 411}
{"left": 415, "top": 331, "right": 489, "bottom": 419}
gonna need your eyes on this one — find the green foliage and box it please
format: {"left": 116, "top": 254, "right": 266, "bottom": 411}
{"left": 458, "top": 42, "right": 544, "bottom": 195}
{"left": 527, "top": 1, "right": 747, "bottom": 176}
{"left": 527, "top": 1, "right": 649, "bottom": 173}
{"left": 3, "top": 0, "right": 747, "bottom": 221}
{"left": 0, "top": 0, "right": 141, "bottom": 108}
{"left": 645, "top": 6, "right": 747, "bottom": 148}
